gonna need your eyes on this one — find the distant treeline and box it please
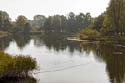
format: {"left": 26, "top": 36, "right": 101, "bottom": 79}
{"left": 30, "top": 12, "right": 93, "bottom": 33}
{"left": 0, "top": 11, "right": 94, "bottom": 34}
{"left": 1, "top": 0, "right": 125, "bottom": 37}
{"left": 0, "top": 12, "right": 31, "bottom": 34}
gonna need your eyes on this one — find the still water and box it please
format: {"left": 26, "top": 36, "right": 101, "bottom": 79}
{"left": 1, "top": 33, "right": 125, "bottom": 83}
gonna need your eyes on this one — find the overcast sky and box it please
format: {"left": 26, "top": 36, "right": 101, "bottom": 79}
{"left": 0, "top": 0, "right": 109, "bottom": 20}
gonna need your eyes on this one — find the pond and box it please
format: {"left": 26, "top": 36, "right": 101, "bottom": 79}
{"left": 1, "top": 32, "right": 125, "bottom": 83}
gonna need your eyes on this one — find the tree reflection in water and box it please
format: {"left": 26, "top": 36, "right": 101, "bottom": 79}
{"left": 33, "top": 32, "right": 83, "bottom": 53}
{"left": 81, "top": 42, "right": 125, "bottom": 83}
{"left": 1, "top": 33, "right": 125, "bottom": 83}
{"left": 0, "top": 36, "right": 12, "bottom": 50}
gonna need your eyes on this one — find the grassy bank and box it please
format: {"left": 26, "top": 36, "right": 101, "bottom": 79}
{"left": 0, "top": 51, "right": 37, "bottom": 79}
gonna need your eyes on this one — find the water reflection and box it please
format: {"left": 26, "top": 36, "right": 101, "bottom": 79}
{"left": 33, "top": 32, "right": 82, "bottom": 53}
{"left": 0, "top": 33, "right": 82, "bottom": 52}
{"left": 1, "top": 33, "right": 125, "bottom": 83}
{"left": 97, "top": 43, "right": 125, "bottom": 83}
{"left": 0, "top": 35, "right": 31, "bottom": 50}
{"left": 81, "top": 42, "right": 125, "bottom": 83}
{"left": 13, "top": 35, "right": 31, "bottom": 50}
{"left": 0, "top": 36, "right": 12, "bottom": 50}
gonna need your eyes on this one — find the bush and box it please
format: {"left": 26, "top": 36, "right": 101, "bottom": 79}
{"left": 80, "top": 28, "right": 100, "bottom": 40}
{"left": 0, "top": 51, "right": 37, "bottom": 79}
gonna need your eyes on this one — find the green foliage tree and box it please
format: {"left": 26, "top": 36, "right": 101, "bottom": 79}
{"left": 101, "top": 0, "right": 125, "bottom": 35}
{"left": 33, "top": 15, "right": 46, "bottom": 28}
{"left": 76, "top": 13, "right": 86, "bottom": 31}
{"left": 84, "top": 13, "right": 93, "bottom": 27}
{"left": 44, "top": 15, "right": 67, "bottom": 32}
{"left": 15, "top": 15, "right": 31, "bottom": 34}
{"left": 0, "top": 11, "right": 12, "bottom": 32}
{"left": 24, "top": 23, "right": 31, "bottom": 33}
{"left": 93, "top": 13, "right": 105, "bottom": 31}
{"left": 16, "top": 15, "right": 27, "bottom": 27}
{"left": 0, "top": 10, "right": 93, "bottom": 34}
{"left": 43, "top": 12, "right": 93, "bottom": 33}
{"left": 67, "top": 12, "right": 77, "bottom": 32}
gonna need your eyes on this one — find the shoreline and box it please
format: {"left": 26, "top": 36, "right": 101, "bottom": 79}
{"left": 67, "top": 36, "right": 125, "bottom": 43}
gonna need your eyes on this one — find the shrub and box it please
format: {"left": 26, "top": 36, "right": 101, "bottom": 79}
{"left": 80, "top": 28, "right": 100, "bottom": 40}
{"left": 0, "top": 51, "right": 37, "bottom": 79}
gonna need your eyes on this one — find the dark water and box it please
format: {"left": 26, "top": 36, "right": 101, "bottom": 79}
{"left": 1, "top": 33, "right": 125, "bottom": 83}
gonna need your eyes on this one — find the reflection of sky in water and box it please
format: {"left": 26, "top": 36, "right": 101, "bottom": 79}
{"left": 5, "top": 39, "right": 110, "bottom": 83}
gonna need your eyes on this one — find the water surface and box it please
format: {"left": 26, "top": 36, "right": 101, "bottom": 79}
{"left": 1, "top": 33, "right": 125, "bottom": 83}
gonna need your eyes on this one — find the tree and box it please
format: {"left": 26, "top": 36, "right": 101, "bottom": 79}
{"left": 44, "top": 16, "right": 53, "bottom": 32}
{"left": 0, "top": 11, "right": 11, "bottom": 31}
{"left": 76, "top": 13, "right": 86, "bottom": 31}
{"left": 93, "top": 13, "right": 105, "bottom": 31}
{"left": 67, "top": 12, "right": 77, "bottom": 32}
{"left": 33, "top": 15, "right": 46, "bottom": 28}
{"left": 84, "top": 13, "right": 93, "bottom": 27}
{"left": 44, "top": 15, "right": 67, "bottom": 32}
{"left": 101, "top": 0, "right": 125, "bottom": 35}
{"left": 16, "top": 15, "right": 27, "bottom": 27}
{"left": 15, "top": 15, "right": 31, "bottom": 33}
{"left": 24, "top": 23, "right": 31, "bottom": 33}
{"left": 43, "top": 12, "right": 93, "bottom": 33}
